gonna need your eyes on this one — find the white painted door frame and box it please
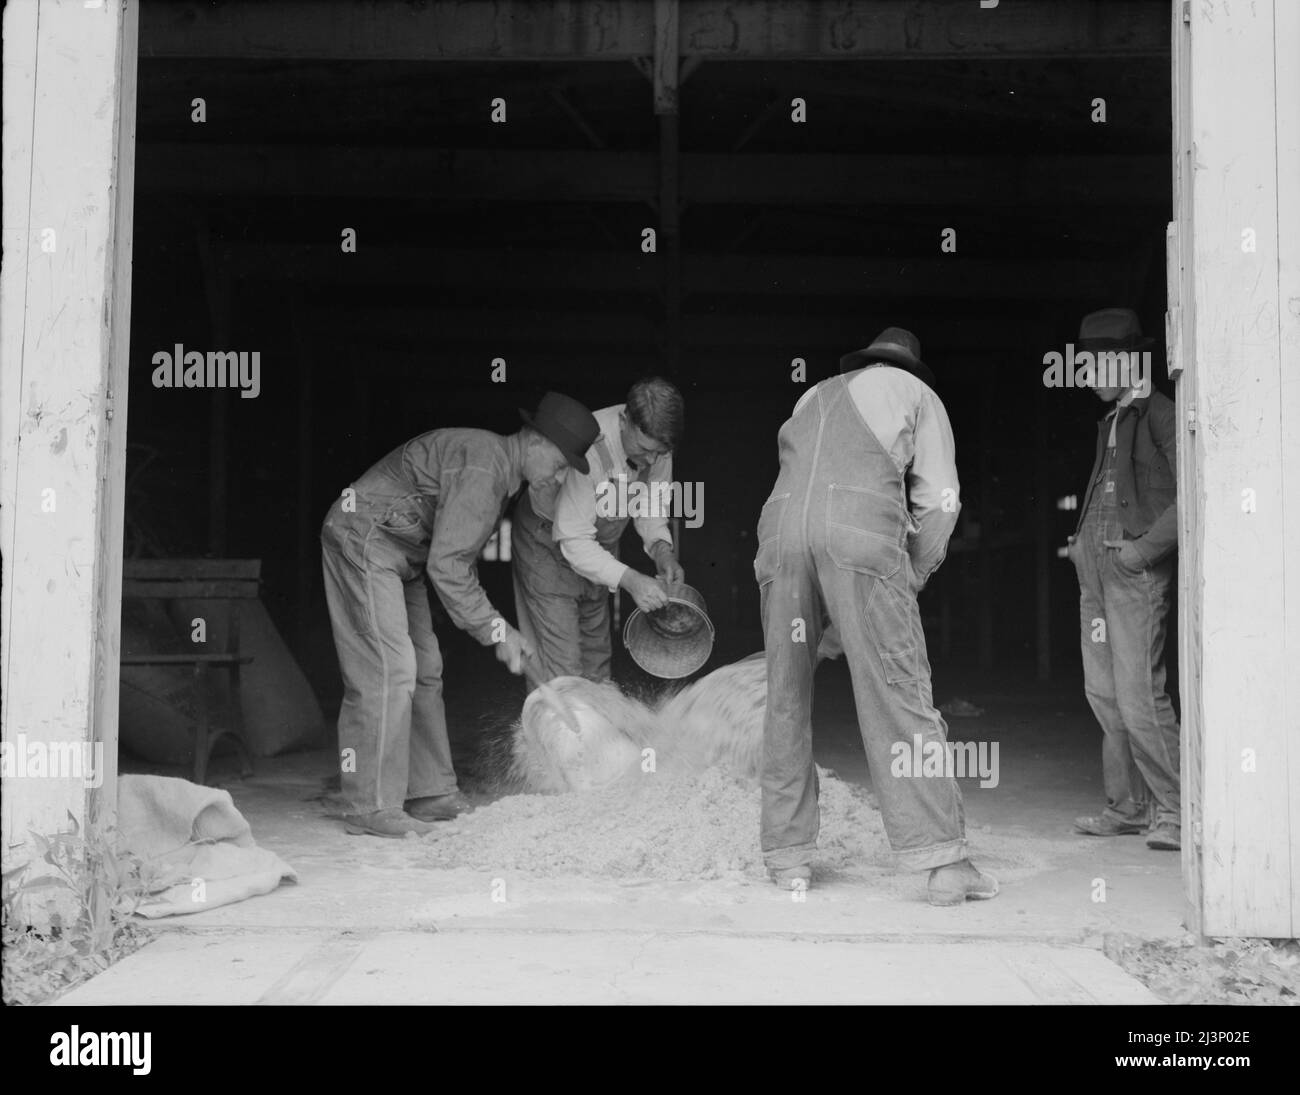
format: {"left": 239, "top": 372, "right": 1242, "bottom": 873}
{"left": 0, "top": 0, "right": 138, "bottom": 860}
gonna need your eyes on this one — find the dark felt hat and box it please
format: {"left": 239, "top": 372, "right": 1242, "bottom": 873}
{"left": 1077, "top": 308, "right": 1155, "bottom": 352}
{"left": 839, "top": 327, "right": 937, "bottom": 390}
{"left": 519, "top": 392, "right": 600, "bottom": 474}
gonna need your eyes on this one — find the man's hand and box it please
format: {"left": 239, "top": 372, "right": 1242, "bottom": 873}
{"left": 621, "top": 569, "right": 671, "bottom": 613}
{"left": 650, "top": 541, "right": 685, "bottom": 587}
{"left": 493, "top": 626, "right": 533, "bottom": 675}
{"left": 1103, "top": 538, "right": 1146, "bottom": 573}
{"left": 816, "top": 621, "right": 843, "bottom": 663}
{"left": 1065, "top": 534, "right": 1083, "bottom": 565}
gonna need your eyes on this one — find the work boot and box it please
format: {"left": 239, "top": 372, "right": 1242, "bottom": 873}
{"left": 406, "top": 791, "right": 473, "bottom": 822}
{"left": 927, "top": 858, "right": 999, "bottom": 907}
{"left": 1073, "top": 814, "right": 1146, "bottom": 837}
{"left": 769, "top": 865, "right": 812, "bottom": 892}
{"left": 1145, "top": 822, "right": 1181, "bottom": 851}
{"left": 342, "top": 808, "right": 438, "bottom": 838}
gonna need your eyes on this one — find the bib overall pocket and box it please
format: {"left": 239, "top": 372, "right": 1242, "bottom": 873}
{"left": 754, "top": 492, "right": 790, "bottom": 588}
{"left": 825, "top": 484, "right": 905, "bottom": 579}
{"left": 867, "top": 576, "right": 922, "bottom": 684}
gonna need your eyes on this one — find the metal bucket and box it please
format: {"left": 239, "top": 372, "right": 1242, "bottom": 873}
{"left": 623, "top": 583, "right": 715, "bottom": 679}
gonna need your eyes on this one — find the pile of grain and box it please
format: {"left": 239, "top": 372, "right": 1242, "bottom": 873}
{"left": 444, "top": 656, "right": 1051, "bottom": 884}
{"left": 422, "top": 765, "right": 883, "bottom": 881}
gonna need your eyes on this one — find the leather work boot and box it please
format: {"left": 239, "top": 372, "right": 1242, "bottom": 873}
{"left": 342, "top": 807, "right": 438, "bottom": 838}
{"left": 406, "top": 791, "right": 473, "bottom": 822}
{"left": 769, "top": 865, "right": 812, "bottom": 892}
{"left": 927, "top": 859, "right": 999, "bottom": 907}
{"left": 1073, "top": 814, "right": 1146, "bottom": 837}
{"left": 1145, "top": 822, "right": 1181, "bottom": 850}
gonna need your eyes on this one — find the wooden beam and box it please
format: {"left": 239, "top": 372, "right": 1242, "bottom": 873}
{"left": 291, "top": 293, "right": 314, "bottom": 655}
{"left": 1169, "top": 0, "right": 1201, "bottom": 938}
{"left": 1034, "top": 382, "right": 1051, "bottom": 682}
{"left": 194, "top": 221, "right": 232, "bottom": 557}
{"left": 217, "top": 244, "right": 1145, "bottom": 301}
{"left": 1, "top": 0, "right": 138, "bottom": 861}
{"left": 135, "top": 145, "right": 1169, "bottom": 208}
{"left": 1181, "top": 0, "right": 1300, "bottom": 938}
{"left": 977, "top": 381, "right": 995, "bottom": 672}
{"left": 652, "top": 0, "right": 680, "bottom": 115}
{"left": 546, "top": 86, "right": 607, "bottom": 148}
{"left": 655, "top": 0, "right": 682, "bottom": 373}
{"left": 140, "top": 0, "right": 1167, "bottom": 62}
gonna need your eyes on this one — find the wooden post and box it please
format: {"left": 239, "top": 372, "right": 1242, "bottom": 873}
{"left": 1, "top": 0, "right": 138, "bottom": 857}
{"left": 1176, "top": 0, "right": 1300, "bottom": 937}
{"left": 654, "top": 0, "right": 681, "bottom": 375}
{"left": 977, "top": 380, "right": 995, "bottom": 672}
{"left": 194, "top": 222, "right": 232, "bottom": 556}
{"left": 1034, "top": 381, "right": 1051, "bottom": 682}
{"left": 1168, "top": 0, "right": 1203, "bottom": 935}
{"left": 292, "top": 297, "right": 314, "bottom": 652}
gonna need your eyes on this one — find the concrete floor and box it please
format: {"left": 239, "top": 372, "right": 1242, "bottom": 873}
{"left": 65, "top": 658, "right": 1181, "bottom": 1004}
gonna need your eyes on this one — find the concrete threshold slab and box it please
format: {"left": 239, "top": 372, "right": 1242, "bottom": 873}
{"left": 145, "top": 858, "right": 1184, "bottom": 946}
{"left": 54, "top": 930, "right": 1160, "bottom": 1006}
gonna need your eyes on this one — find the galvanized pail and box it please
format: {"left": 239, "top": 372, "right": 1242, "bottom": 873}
{"left": 623, "top": 583, "right": 715, "bottom": 679}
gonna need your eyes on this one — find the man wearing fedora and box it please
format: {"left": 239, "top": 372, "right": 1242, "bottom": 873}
{"left": 755, "top": 328, "right": 998, "bottom": 905}
{"left": 321, "top": 392, "right": 599, "bottom": 837}
{"left": 1066, "top": 308, "right": 1181, "bottom": 851}
{"left": 511, "top": 376, "right": 687, "bottom": 683}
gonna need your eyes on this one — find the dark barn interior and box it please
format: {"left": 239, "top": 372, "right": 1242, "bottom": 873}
{"left": 120, "top": 0, "right": 1174, "bottom": 777}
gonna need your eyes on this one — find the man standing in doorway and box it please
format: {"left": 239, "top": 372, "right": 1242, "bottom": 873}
{"left": 1067, "top": 308, "right": 1181, "bottom": 850}
{"left": 321, "top": 393, "right": 599, "bottom": 838}
{"left": 511, "top": 377, "right": 686, "bottom": 683}
{"left": 756, "top": 328, "right": 997, "bottom": 905}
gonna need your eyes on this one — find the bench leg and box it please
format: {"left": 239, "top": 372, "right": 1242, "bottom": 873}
{"left": 192, "top": 662, "right": 211, "bottom": 785}
{"left": 227, "top": 658, "right": 254, "bottom": 778}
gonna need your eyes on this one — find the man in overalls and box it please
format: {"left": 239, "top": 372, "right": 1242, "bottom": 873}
{"left": 755, "top": 328, "right": 997, "bottom": 905}
{"left": 321, "top": 393, "right": 599, "bottom": 838}
{"left": 1066, "top": 308, "right": 1181, "bottom": 851}
{"left": 511, "top": 377, "right": 686, "bottom": 683}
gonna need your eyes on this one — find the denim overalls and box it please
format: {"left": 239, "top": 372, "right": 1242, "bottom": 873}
{"left": 755, "top": 373, "right": 966, "bottom": 872}
{"left": 1074, "top": 411, "right": 1181, "bottom": 829}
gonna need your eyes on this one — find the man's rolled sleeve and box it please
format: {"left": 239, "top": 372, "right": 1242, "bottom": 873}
{"left": 908, "top": 393, "right": 961, "bottom": 583}
{"left": 555, "top": 468, "right": 629, "bottom": 590}
{"left": 425, "top": 467, "right": 508, "bottom": 644}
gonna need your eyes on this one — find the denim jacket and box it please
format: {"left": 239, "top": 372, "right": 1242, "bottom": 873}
{"left": 1074, "top": 390, "right": 1179, "bottom": 564}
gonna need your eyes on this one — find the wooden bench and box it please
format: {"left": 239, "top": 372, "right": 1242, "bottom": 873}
{"left": 120, "top": 559, "right": 260, "bottom": 785}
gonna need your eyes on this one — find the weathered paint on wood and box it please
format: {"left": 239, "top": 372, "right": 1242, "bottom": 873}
{"left": 1183, "top": 0, "right": 1300, "bottom": 937}
{"left": 1168, "top": 0, "right": 1203, "bottom": 934}
{"left": 0, "top": 0, "right": 137, "bottom": 853}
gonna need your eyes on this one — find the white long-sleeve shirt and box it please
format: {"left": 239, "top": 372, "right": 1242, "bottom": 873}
{"left": 553, "top": 404, "right": 674, "bottom": 590}
{"left": 793, "top": 365, "right": 960, "bottom": 581}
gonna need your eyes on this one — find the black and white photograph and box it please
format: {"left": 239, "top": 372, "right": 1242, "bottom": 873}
{"left": 1, "top": 0, "right": 1296, "bottom": 1051}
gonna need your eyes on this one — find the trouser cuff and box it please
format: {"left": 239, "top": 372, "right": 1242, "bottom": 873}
{"left": 762, "top": 840, "right": 818, "bottom": 871}
{"left": 406, "top": 782, "right": 459, "bottom": 801}
{"left": 895, "top": 837, "right": 967, "bottom": 872}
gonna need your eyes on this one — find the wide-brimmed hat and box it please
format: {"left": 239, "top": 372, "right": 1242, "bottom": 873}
{"left": 519, "top": 392, "right": 599, "bottom": 474}
{"left": 1077, "top": 308, "right": 1154, "bottom": 352}
{"left": 839, "top": 327, "right": 937, "bottom": 390}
